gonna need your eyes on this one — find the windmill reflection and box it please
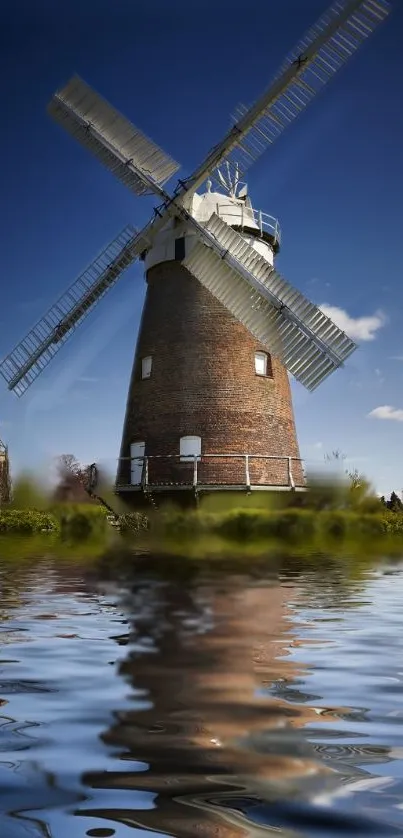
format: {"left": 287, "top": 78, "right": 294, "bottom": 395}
{"left": 81, "top": 577, "right": 344, "bottom": 836}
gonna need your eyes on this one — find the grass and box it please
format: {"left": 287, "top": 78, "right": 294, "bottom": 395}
{"left": 141, "top": 506, "right": 403, "bottom": 561}
{"left": 1, "top": 478, "right": 403, "bottom": 570}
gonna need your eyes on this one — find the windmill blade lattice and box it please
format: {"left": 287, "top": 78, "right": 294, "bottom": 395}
{"left": 183, "top": 0, "right": 390, "bottom": 195}
{"left": 49, "top": 76, "right": 180, "bottom": 197}
{"left": 184, "top": 215, "right": 356, "bottom": 390}
{"left": 0, "top": 225, "right": 145, "bottom": 397}
{"left": 205, "top": 214, "right": 355, "bottom": 362}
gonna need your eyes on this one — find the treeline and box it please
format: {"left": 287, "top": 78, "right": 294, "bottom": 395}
{"left": 380, "top": 492, "right": 403, "bottom": 513}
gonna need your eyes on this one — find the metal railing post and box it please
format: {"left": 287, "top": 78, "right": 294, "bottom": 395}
{"left": 193, "top": 455, "right": 198, "bottom": 488}
{"left": 245, "top": 454, "right": 251, "bottom": 489}
{"left": 144, "top": 456, "right": 149, "bottom": 488}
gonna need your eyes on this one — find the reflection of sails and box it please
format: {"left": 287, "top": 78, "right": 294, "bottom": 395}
{"left": 81, "top": 577, "right": 346, "bottom": 836}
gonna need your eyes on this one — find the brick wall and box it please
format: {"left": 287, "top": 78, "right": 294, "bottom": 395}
{"left": 117, "top": 261, "right": 304, "bottom": 493}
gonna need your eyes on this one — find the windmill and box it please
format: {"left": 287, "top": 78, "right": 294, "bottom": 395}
{"left": 0, "top": 0, "right": 391, "bottom": 500}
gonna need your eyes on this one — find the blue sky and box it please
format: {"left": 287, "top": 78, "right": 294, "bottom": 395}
{"left": 0, "top": 0, "right": 402, "bottom": 495}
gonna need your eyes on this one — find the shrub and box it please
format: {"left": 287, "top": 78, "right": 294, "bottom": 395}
{"left": 216, "top": 510, "right": 265, "bottom": 541}
{"left": 381, "top": 512, "right": 403, "bottom": 535}
{"left": 318, "top": 510, "right": 348, "bottom": 542}
{"left": 353, "top": 514, "right": 385, "bottom": 538}
{"left": 0, "top": 510, "right": 59, "bottom": 534}
{"left": 118, "top": 512, "right": 149, "bottom": 534}
{"left": 157, "top": 510, "right": 210, "bottom": 538}
{"left": 51, "top": 504, "right": 109, "bottom": 541}
{"left": 264, "top": 510, "right": 316, "bottom": 544}
{"left": 145, "top": 506, "right": 403, "bottom": 557}
{"left": 208, "top": 508, "right": 316, "bottom": 545}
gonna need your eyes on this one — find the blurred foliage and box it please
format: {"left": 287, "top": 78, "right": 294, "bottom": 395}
{"left": 52, "top": 503, "right": 109, "bottom": 541}
{"left": 118, "top": 512, "right": 149, "bottom": 535}
{"left": 147, "top": 505, "right": 403, "bottom": 560}
{"left": 382, "top": 491, "right": 403, "bottom": 513}
{"left": 0, "top": 509, "right": 59, "bottom": 533}
{"left": 3, "top": 452, "right": 403, "bottom": 566}
{"left": 52, "top": 454, "right": 97, "bottom": 503}
{"left": 9, "top": 472, "right": 49, "bottom": 510}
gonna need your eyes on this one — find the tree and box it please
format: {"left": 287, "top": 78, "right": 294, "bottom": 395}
{"left": 386, "top": 491, "right": 403, "bottom": 513}
{"left": 347, "top": 468, "right": 363, "bottom": 490}
{"left": 53, "top": 454, "right": 95, "bottom": 503}
{"left": 322, "top": 450, "right": 381, "bottom": 512}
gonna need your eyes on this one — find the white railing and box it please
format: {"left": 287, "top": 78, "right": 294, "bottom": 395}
{"left": 116, "top": 453, "right": 305, "bottom": 491}
{"left": 215, "top": 203, "right": 282, "bottom": 248}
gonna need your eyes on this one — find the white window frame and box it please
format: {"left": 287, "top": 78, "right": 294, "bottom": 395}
{"left": 141, "top": 356, "right": 152, "bottom": 379}
{"left": 130, "top": 441, "right": 145, "bottom": 485}
{"left": 180, "top": 435, "right": 201, "bottom": 463}
{"left": 255, "top": 351, "right": 268, "bottom": 376}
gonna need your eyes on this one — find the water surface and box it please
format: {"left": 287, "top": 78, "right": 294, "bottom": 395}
{"left": 1, "top": 557, "right": 403, "bottom": 837}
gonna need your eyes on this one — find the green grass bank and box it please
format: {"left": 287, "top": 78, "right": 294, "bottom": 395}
{"left": 1, "top": 479, "right": 403, "bottom": 564}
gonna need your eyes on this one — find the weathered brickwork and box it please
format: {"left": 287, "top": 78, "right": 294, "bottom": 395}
{"left": 117, "top": 261, "right": 304, "bottom": 493}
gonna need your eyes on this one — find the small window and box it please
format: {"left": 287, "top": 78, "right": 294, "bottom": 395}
{"left": 174, "top": 236, "right": 186, "bottom": 261}
{"left": 255, "top": 351, "right": 270, "bottom": 376}
{"left": 141, "top": 356, "right": 152, "bottom": 379}
{"left": 180, "top": 435, "right": 201, "bottom": 463}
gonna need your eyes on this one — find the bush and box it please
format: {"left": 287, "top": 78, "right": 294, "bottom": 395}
{"left": 145, "top": 506, "right": 403, "bottom": 558}
{"left": 157, "top": 510, "right": 209, "bottom": 538}
{"left": 216, "top": 510, "right": 266, "bottom": 541}
{"left": 0, "top": 509, "right": 59, "bottom": 534}
{"left": 263, "top": 510, "right": 316, "bottom": 544}
{"left": 214, "top": 509, "right": 316, "bottom": 544}
{"left": 354, "top": 514, "right": 385, "bottom": 538}
{"left": 318, "top": 510, "right": 349, "bottom": 542}
{"left": 118, "top": 511, "right": 149, "bottom": 534}
{"left": 381, "top": 512, "right": 403, "bottom": 535}
{"left": 51, "top": 504, "right": 109, "bottom": 541}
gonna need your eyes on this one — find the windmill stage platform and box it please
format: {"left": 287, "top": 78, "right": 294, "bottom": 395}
{"left": 115, "top": 452, "right": 306, "bottom": 502}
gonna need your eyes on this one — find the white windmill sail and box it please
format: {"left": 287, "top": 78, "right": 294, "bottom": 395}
{"left": 205, "top": 214, "right": 355, "bottom": 361}
{"left": 184, "top": 215, "right": 356, "bottom": 390}
{"left": 179, "top": 0, "right": 391, "bottom": 196}
{"left": 48, "top": 76, "right": 180, "bottom": 197}
{"left": 0, "top": 0, "right": 392, "bottom": 400}
{"left": 0, "top": 226, "right": 147, "bottom": 397}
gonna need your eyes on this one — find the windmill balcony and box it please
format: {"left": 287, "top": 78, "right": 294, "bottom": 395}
{"left": 115, "top": 453, "right": 306, "bottom": 495}
{"left": 214, "top": 203, "right": 282, "bottom": 253}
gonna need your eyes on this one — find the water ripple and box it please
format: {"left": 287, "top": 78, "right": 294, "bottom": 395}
{"left": 0, "top": 559, "right": 403, "bottom": 836}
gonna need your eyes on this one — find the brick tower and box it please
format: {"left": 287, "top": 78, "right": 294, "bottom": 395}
{"left": 117, "top": 186, "right": 305, "bottom": 500}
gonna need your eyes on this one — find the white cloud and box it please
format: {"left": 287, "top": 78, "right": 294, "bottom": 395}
{"left": 319, "top": 305, "right": 386, "bottom": 341}
{"left": 368, "top": 405, "right": 403, "bottom": 422}
{"left": 303, "top": 441, "right": 323, "bottom": 454}
{"left": 374, "top": 368, "right": 385, "bottom": 385}
{"left": 389, "top": 355, "right": 403, "bottom": 362}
